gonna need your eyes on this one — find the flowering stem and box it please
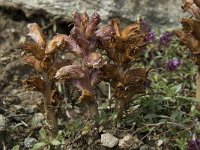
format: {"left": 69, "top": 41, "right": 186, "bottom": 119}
{"left": 115, "top": 65, "right": 125, "bottom": 120}
{"left": 116, "top": 97, "right": 125, "bottom": 120}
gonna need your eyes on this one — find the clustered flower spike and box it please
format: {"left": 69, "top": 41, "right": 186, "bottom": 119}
{"left": 20, "top": 23, "right": 73, "bottom": 93}
{"left": 96, "top": 17, "right": 150, "bottom": 119}
{"left": 98, "top": 18, "right": 147, "bottom": 64}
{"left": 54, "top": 11, "right": 105, "bottom": 108}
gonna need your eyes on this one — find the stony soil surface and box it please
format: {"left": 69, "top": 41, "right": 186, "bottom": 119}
{"left": 0, "top": 7, "right": 64, "bottom": 149}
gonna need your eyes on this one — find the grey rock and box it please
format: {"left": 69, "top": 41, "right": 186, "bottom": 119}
{"left": 0, "top": 0, "right": 188, "bottom": 30}
{"left": 16, "top": 91, "right": 42, "bottom": 102}
{"left": 3, "top": 96, "right": 20, "bottom": 106}
{"left": 139, "top": 145, "right": 149, "bottom": 150}
{"left": 0, "top": 114, "right": 8, "bottom": 131}
{"left": 13, "top": 105, "right": 25, "bottom": 113}
{"left": 101, "top": 133, "right": 119, "bottom": 148}
{"left": 119, "top": 134, "right": 141, "bottom": 149}
{"left": 98, "top": 82, "right": 109, "bottom": 98}
{"left": 24, "top": 137, "right": 37, "bottom": 148}
{"left": 25, "top": 105, "right": 39, "bottom": 114}
{"left": 31, "top": 113, "right": 45, "bottom": 128}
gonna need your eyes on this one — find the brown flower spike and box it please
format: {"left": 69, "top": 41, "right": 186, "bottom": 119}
{"left": 20, "top": 23, "right": 73, "bottom": 138}
{"left": 54, "top": 11, "right": 105, "bottom": 118}
{"left": 97, "top": 18, "right": 149, "bottom": 119}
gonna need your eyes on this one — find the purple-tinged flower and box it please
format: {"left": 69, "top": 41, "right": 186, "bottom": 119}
{"left": 144, "top": 81, "right": 151, "bottom": 88}
{"left": 159, "top": 32, "right": 173, "bottom": 46}
{"left": 140, "top": 19, "right": 151, "bottom": 32}
{"left": 140, "top": 20, "right": 155, "bottom": 43}
{"left": 187, "top": 139, "right": 200, "bottom": 150}
{"left": 145, "top": 31, "right": 156, "bottom": 43}
{"left": 166, "top": 59, "right": 180, "bottom": 71}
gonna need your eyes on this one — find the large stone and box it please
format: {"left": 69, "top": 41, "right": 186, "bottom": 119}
{"left": 0, "top": 0, "right": 188, "bottom": 30}
{"left": 101, "top": 133, "right": 119, "bottom": 148}
{"left": 0, "top": 114, "right": 8, "bottom": 131}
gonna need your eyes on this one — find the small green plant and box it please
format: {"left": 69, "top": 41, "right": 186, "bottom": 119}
{"left": 32, "top": 128, "right": 63, "bottom": 150}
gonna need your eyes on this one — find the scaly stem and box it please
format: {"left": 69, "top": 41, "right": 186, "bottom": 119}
{"left": 46, "top": 106, "right": 58, "bottom": 139}
{"left": 116, "top": 98, "right": 125, "bottom": 120}
{"left": 43, "top": 74, "right": 58, "bottom": 139}
{"left": 86, "top": 100, "right": 99, "bottom": 120}
{"left": 115, "top": 64, "right": 125, "bottom": 120}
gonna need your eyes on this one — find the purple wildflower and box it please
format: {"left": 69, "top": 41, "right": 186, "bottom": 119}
{"left": 140, "top": 19, "right": 151, "bottom": 33}
{"left": 144, "top": 81, "right": 150, "bottom": 88}
{"left": 166, "top": 59, "right": 180, "bottom": 71}
{"left": 145, "top": 31, "right": 156, "bottom": 43}
{"left": 187, "top": 139, "right": 200, "bottom": 150}
{"left": 159, "top": 32, "right": 173, "bottom": 46}
{"left": 140, "top": 20, "right": 156, "bottom": 43}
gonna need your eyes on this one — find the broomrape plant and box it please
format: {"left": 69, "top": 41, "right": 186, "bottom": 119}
{"left": 19, "top": 11, "right": 150, "bottom": 138}
{"left": 97, "top": 18, "right": 150, "bottom": 119}
{"left": 19, "top": 23, "right": 73, "bottom": 138}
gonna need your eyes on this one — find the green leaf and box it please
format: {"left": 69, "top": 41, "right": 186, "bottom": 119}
{"left": 51, "top": 139, "right": 61, "bottom": 146}
{"left": 32, "top": 142, "right": 47, "bottom": 150}
{"left": 144, "top": 113, "right": 158, "bottom": 119}
{"left": 57, "top": 83, "right": 62, "bottom": 93}
{"left": 176, "top": 96, "right": 200, "bottom": 103}
{"left": 170, "top": 111, "right": 182, "bottom": 121}
{"left": 172, "top": 84, "right": 182, "bottom": 94}
{"left": 11, "top": 145, "right": 20, "bottom": 150}
{"left": 39, "top": 128, "right": 47, "bottom": 139}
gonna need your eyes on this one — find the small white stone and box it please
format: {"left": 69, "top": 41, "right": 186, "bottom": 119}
{"left": 119, "top": 134, "right": 141, "bottom": 149}
{"left": 101, "top": 133, "right": 119, "bottom": 148}
{"left": 157, "top": 140, "right": 163, "bottom": 146}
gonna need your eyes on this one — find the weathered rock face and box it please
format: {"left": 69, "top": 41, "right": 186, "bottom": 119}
{"left": 0, "top": 0, "right": 187, "bottom": 30}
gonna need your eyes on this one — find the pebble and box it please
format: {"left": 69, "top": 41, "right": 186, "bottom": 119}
{"left": 101, "top": 133, "right": 119, "bottom": 148}
{"left": 119, "top": 134, "right": 141, "bottom": 149}
{"left": 24, "top": 137, "right": 37, "bottom": 148}
{"left": 31, "top": 113, "right": 45, "bottom": 128}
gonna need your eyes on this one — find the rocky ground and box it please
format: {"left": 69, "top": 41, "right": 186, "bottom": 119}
{"left": 0, "top": 6, "right": 70, "bottom": 149}
{"left": 1, "top": 4, "right": 196, "bottom": 150}
{"left": 0, "top": 6, "right": 42, "bottom": 149}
